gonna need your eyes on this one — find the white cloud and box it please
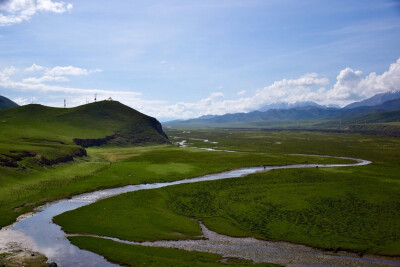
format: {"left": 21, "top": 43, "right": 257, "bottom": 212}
{"left": 2, "top": 78, "right": 140, "bottom": 96}
{"left": 0, "top": 66, "right": 17, "bottom": 84}
{"left": 269, "top": 72, "right": 329, "bottom": 88}
{"left": 237, "top": 90, "right": 246, "bottom": 96}
{"left": 36, "top": 0, "right": 71, "bottom": 13}
{"left": 22, "top": 75, "right": 69, "bottom": 83}
{"left": 45, "top": 66, "right": 97, "bottom": 76}
{"left": 12, "top": 97, "right": 31, "bottom": 105}
{"left": 160, "top": 60, "right": 166, "bottom": 64}
{"left": 25, "top": 64, "right": 101, "bottom": 77}
{"left": 0, "top": 0, "right": 72, "bottom": 27}
{"left": 0, "top": 64, "right": 144, "bottom": 108}
{"left": 25, "top": 63, "right": 45, "bottom": 72}
{"left": 326, "top": 67, "right": 363, "bottom": 102}
{"left": 325, "top": 58, "right": 400, "bottom": 105}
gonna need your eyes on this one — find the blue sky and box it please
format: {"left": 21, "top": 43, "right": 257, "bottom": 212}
{"left": 1, "top": 0, "right": 400, "bottom": 120}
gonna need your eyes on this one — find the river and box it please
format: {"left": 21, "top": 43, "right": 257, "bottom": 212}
{"left": 2, "top": 143, "right": 399, "bottom": 266}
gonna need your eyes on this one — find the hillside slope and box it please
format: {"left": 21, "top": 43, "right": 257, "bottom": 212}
{"left": 346, "top": 110, "right": 400, "bottom": 124}
{"left": 0, "top": 101, "right": 169, "bottom": 167}
{"left": 344, "top": 91, "right": 400, "bottom": 109}
{"left": 0, "top": 95, "right": 19, "bottom": 110}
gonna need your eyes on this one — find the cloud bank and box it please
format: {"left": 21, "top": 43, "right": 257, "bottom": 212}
{"left": 0, "top": 0, "right": 72, "bottom": 26}
{"left": 21, "top": 64, "right": 102, "bottom": 84}
{"left": 1, "top": 58, "right": 399, "bottom": 120}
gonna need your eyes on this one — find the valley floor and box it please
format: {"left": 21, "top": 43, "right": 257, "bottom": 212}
{"left": 1, "top": 129, "right": 400, "bottom": 266}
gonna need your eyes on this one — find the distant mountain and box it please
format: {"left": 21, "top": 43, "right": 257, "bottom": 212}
{"left": 344, "top": 91, "right": 400, "bottom": 109}
{"left": 197, "top": 114, "right": 218, "bottom": 120}
{"left": 258, "top": 101, "right": 333, "bottom": 112}
{"left": 0, "top": 95, "right": 18, "bottom": 110}
{"left": 166, "top": 97, "right": 400, "bottom": 127}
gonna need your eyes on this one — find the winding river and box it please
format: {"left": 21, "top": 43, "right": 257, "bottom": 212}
{"left": 2, "top": 144, "right": 400, "bottom": 266}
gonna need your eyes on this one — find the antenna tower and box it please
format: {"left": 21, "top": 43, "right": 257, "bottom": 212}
{"left": 64, "top": 99, "right": 66, "bottom": 108}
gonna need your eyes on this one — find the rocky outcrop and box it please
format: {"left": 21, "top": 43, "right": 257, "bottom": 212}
{"left": 0, "top": 151, "right": 36, "bottom": 167}
{"left": 35, "top": 148, "right": 87, "bottom": 166}
{"left": 0, "top": 148, "right": 87, "bottom": 167}
{"left": 149, "top": 117, "right": 169, "bottom": 140}
{"left": 73, "top": 135, "right": 116, "bottom": 148}
{"left": 73, "top": 131, "right": 170, "bottom": 148}
{"left": 0, "top": 157, "right": 20, "bottom": 167}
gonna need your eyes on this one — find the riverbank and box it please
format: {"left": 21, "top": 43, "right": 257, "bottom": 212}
{"left": 0, "top": 154, "right": 368, "bottom": 266}
{"left": 70, "top": 221, "right": 400, "bottom": 267}
{"left": 0, "top": 213, "right": 48, "bottom": 267}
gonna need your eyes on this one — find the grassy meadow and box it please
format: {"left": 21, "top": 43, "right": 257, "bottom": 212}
{"left": 2, "top": 120, "right": 400, "bottom": 265}
{"left": 0, "top": 142, "right": 347, "bottom": 228}
{"left": 53, "top": 129, "right": 400, "bottom": 260}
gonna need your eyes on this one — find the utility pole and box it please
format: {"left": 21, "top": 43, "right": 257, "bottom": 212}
{"left": 64, "top": 99, "right": 66, "bottom": 108}
{"left": 94, "top": 93, "right": 97, "bottom": 102}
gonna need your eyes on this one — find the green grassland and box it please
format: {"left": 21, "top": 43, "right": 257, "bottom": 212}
{"left": 0, "top": 136, "right": 349, "bottom": 228}
{"left": 68, "top": 236, "right": 277, "bottom": 267}
{"left": 165, "top": 116, "right": 400, "bottom": 137}
{"left": 2, "top": 112, "right": 400, "bottom": 265}
{"left": 167, "top": 129, "right": 400, "bottom": 163}
{"left": 0, "top": 101, "right": 170, "bottom": 226}
{"left": 54, "top": 129, "right": 400, "bottom": 257}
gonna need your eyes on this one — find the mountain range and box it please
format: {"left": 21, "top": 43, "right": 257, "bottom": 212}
{"left": 344, "top": 91, "right": 400, "bottom": 109}
{"left": 258, "top": 101, "right": 339, "bottom": 112}
{"left": 166, "top": 91, "right": 400, "bottom": 127}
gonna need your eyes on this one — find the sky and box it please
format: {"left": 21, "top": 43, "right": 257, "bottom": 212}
{"left": 0, "top": 0, "right": 400, "bottom": 121}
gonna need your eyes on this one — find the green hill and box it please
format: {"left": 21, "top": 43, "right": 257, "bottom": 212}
{"left": 0, "top": 100, "right": 169, "bottom": 167}
{"left": 0, "top": 95, "right": 19, "bottom": 110}
{"left": 344, "top": 110, "right": 400, "bottom": 124}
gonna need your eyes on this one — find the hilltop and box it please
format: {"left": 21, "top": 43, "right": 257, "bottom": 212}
{"left": 0, "top": 100, "right": 169, "bottom": 167}
{"left": 0, "top": 95, "right": 19, "bottom": 110}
